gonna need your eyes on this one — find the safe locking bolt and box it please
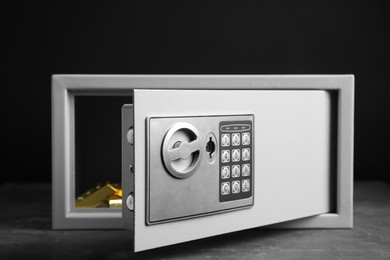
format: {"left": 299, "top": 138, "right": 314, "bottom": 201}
{"left": 147, "top": 114, "right": 254, "bottom": 225}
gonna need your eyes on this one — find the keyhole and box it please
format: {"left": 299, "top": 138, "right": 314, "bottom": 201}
{"left": 206, "top": 137, "right": 216, "bottom": 158}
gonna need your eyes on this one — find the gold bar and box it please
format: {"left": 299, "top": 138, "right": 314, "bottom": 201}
{"left": 76, "top": 183, "right": 122, "bottom": 208}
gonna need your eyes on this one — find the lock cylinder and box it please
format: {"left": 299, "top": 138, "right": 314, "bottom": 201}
{"left": 205, "top": 133, "right": 218, "bottom": 163}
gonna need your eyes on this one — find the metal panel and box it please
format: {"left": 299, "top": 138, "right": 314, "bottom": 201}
{"left": 146, "top": 115, "right": 254, "bottom": 224}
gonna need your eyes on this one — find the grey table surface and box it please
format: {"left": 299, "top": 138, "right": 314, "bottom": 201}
{"left": 0, "top": 181, "right": 389, "bottom": 259}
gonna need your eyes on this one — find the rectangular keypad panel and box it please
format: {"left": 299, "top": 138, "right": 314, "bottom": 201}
{"left": 219, "top": 121, "right": 253, "bottom": 202}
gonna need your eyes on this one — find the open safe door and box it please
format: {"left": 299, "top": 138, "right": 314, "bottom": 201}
{"left": 123, "top": 89, "right": 334, "bottom": 252}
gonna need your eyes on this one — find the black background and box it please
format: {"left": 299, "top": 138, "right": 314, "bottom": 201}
{"left": 2, "top": 1, "right": 389, "bottom": 184}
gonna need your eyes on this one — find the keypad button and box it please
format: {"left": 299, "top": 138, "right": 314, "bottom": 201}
{"left": 221, "top": 150, "right": 230, "bottom": 163}
{"left": 242, "top": 133, "right": 250, "bottom": 145}
{"left": 232, "top": 133, "right": 240, "bottom": 146}
{"left": 232, "top": 165, "right": 240, "bottom": 178}
{"left": 242, "top": 164, "right": 250, "bottom": 176}
{"left": 232, "top": 181, "right": 240, "bottom": 194}
{"left": 242, "top": 148, "right": 250, "bottom": 161}
{"left": 242, "top": 179, "right": 250, "bottom": 192}
{"left": 232, "top": 149, "right": 240, "bottom": 162}
{"left": 221, "top": 166, "right": 230, "bottom": 179}
{"left": 221, "top": 182, "right": 230, "bottom": 195}
{"left": 221, "top": 134, "right": 230, "bottom": 147}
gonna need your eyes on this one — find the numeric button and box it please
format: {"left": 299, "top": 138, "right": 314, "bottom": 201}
{"left": 221, "top": 182, "right": 230, "bottom": 195}
{"left": 242, "top": 179, "right": 250, "bottom": 192}
{"left": 221, "top": 166, "right": 230, "bottom": 179}
{"left": 232, "top": 165, "right": 240, "bottom": 178}
{"left": 242, "top": 164, "right": 250, "bottom": 176}
{"left": 232, "top": 149, "right": 240, "bottom": 162}
{"left": 242, "top": 133, "right": 250, "bottom": 145}
{"left": 232, "top": 181, "right": 240, "bottom": 194}
{"left": 221, "top": 150, "right": 230, "bottom": 163}
{"left": 221, "top": 134, "right": 230, "bottom": 147}
{"left": 242, "top": 148, "right": 250, "bottom": 161}
{"left": 232, "top": 133, "right": 240, "bottom": 146}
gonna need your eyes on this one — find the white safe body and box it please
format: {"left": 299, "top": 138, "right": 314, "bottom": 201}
{"left": 52, "top": 75, "right": 354, "bottom": 252}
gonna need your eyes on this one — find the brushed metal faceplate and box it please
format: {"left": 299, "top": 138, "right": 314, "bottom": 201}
{"left": 147, "top": 115, "right": 254, "bottom": 225}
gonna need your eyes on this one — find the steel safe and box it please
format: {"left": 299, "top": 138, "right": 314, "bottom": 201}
{"left": 52, "top": 75, "right": 354, "bottom": 252}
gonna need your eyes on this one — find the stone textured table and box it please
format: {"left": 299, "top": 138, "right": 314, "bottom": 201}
{"left": 0, "top": 182, "right": 389, "bottom": 259}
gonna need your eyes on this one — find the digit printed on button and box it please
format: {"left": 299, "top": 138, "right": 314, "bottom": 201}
{"left": 221, "top": 150, "right": 230, "bottom": 163}
{"left": 242, "top": 132, "right": 250, "bottom": 145}
{"left": 232, "top": 165, "right": 240, "bottom": 178}
{"left": 242, "top": 179, "right": 250, "bottom": 192}
{"left": 232, "top": 149, "right": 240, "bottom": 162}
{"left": 232, "top": 133, "right": 240, "bottom": 146}
{"left": 221, "top": 182, "right": 230, "bottom": 195}
{"left": 242, "top": 164, "right": 250, "bottom": 176}
{"left": 221, "top": 166, "right": 230, "bottom": 179}
{"left": 232, "top": 181, "right": 240, "bottom": 194}
{"left": 242, "top": 148, "right": 250, "bottom": 161}
{"left": 221, "top": 134, "right": 230, "bottom": 147}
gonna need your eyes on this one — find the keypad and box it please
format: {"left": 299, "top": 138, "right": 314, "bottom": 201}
{"left": 219, "top": 120, "right": 253, "bottom": 202}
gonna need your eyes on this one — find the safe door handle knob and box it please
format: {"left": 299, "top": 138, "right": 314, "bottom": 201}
{"left": 162, "top": 122, "right": 203, "bottom": 179}
{"left": 167, "top": 139, "right": 201, "bottom": 161}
